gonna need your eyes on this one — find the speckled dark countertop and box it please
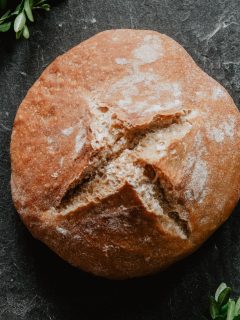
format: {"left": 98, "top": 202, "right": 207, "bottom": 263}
{"left": 0, "top": 1, "right": 240, "bottom": 319}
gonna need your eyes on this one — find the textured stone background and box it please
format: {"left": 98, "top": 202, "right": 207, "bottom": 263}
{"left": 0, "top": 0, "right": 240, "bottom": 319}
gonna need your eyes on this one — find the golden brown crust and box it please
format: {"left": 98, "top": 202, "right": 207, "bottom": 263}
{"left": 10, "top": 29, "right": 240, "bottom": 279}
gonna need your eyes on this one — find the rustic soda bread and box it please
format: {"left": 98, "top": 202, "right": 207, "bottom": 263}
{"left": 11, "top": 29, "right": 240, "bottom": 279}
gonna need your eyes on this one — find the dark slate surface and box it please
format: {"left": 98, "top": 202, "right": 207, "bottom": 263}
{"left": 0, "top": 0, "right": 240, "bottom": 319}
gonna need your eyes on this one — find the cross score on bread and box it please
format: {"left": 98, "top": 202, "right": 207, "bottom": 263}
{"left": 10, "top": 30, "right": 240, "bottom": 279}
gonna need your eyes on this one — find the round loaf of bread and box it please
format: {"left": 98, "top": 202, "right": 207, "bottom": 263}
{"left": 11, "top": 30, "right": 240, "bottom": 279}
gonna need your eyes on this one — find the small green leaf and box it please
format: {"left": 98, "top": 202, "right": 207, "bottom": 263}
{"left": 218, "top": 288, "right": 232, "bottom": 307}
{"left": 215, "top": 283, "right": 227, "bottom": 301}
{"left": 23, "top": 24, "right": 29, "bottom": 39}
{"left": 0, "top": 10, "right": 11, "bottom": 22}
{"left": 40, "top": 3, "right": 50, "bottom": 11}
{"left": 14, "top": 11, "right": 26, "bottom": 32}
{"left": 0, "top": 21, "right": 11, "bottom": 32}
{"left": 12, "top": 4, "right": 22, "bottom": 15}
{"left": 235, "top": 297, "right": 240, "bottom": 316}
{"left": 227, "top": 300, "right": 236, "bottom": 320}
{"left": 24, "top": 0, "right": 34, "bottom": 22}
{"left": 221, "top": 303, "right": 229, "bottom": 316}
{"left": 16, "top": 29, "right": 23, "bottom": 39}
{"left": 210, "top": 296, "right": 220, "bottom": 319}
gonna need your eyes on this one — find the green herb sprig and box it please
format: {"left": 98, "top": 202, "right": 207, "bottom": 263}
{"left": 0, "top": 0, "right": 50, "bottom": 39}
{"left": 209, "top": 283, "right": 240, "bottom": 320}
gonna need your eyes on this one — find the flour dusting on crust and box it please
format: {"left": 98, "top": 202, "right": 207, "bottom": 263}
{"left": 207, "top": 115, "right": 236, "bottom": 143}
{"left": 185, "top": 160, "right": 208, "bottom": 203}
{"left": 61, "top": 127, "right": 74, "bottom": 136}
{"left": 75, "top": 125, "right": 86, "bottom": 154}
{"left": 133, "top": 35, "right": 163, "bottom": 64}
{"left": 184, "top": 133, "right": 208, "bottom": 203}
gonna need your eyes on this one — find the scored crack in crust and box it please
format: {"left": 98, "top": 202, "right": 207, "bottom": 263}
{"left": 58, "top": 107, "right": 192, "bottom": 239}
{"left": 10, "top": 29, "right": 240, "bottom": 279}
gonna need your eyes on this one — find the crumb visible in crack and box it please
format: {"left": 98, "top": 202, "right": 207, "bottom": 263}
{"left": 167, "top": 211, "right": 190, "bottom": 238}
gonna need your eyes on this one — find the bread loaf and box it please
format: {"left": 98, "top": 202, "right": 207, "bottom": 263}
{"left": 11, "top": 30, "right": 240, "bottom": 279}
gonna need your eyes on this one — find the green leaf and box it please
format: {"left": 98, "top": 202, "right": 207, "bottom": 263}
{"left": 16, "top": 29, "right": 23, "bottom": 39}
{"left": 235, "top": 297, "right": 240, "bottom": 316}
{"left": 215, "top": 283, "right": 227, "bottom": 301}
{"left": 14, "top": 11, "right": 26, "bottom": 32}
{"left": 24, "top": 0, "right": 34, "bottom": 22}
{"left": 218, "top": 288, "right": 232, "bottom": 307}
{"left": 0, "top": 0, "right": 50, "bottom": 38}
{"left": 210, "top": 296, "right": 220, "bottom": 319}
{"left": 12, "top": 4, "right": 22, "bottom": 15}
{"left": 0, "top": 21, "right": 11, "bottom": 32}
{"left": 23, "top": 24, "right": 29, "bottom": 38}
{"left": 0, "top": 10, "right": 11, "bottom": 22}
{"left": 13, "top": 0, "right": 25, "bottom": 15}
{"left": 41, "top": 3, "right": 50, "bottom": 11}
{"left": 221, "top": 303, "right": 229, "bottom": 316}
{"left": 227, "top": 300, "right": 236, "bottom": 320}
